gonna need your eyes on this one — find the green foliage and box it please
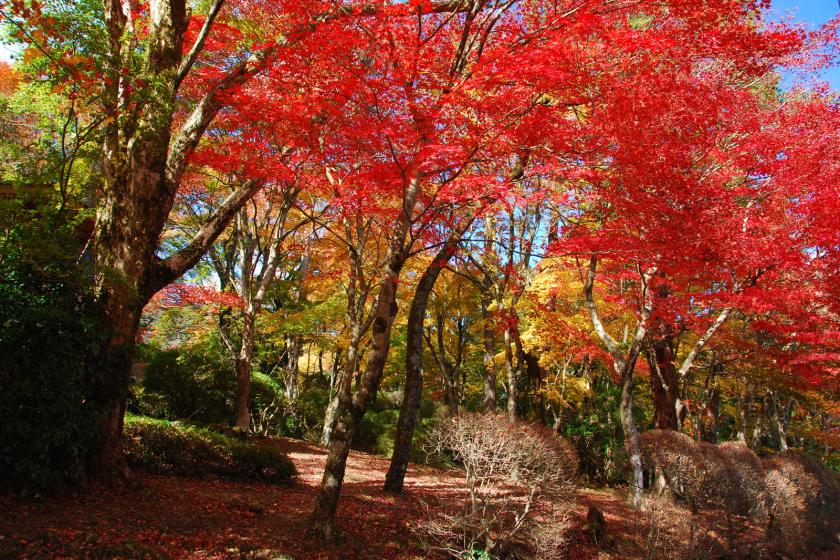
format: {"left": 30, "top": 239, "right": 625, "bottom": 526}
{"left": 354, "top": 398, "right": 438, "bottom": 459}
{"left": 251, "top": 376, "right": 329, "bottom": 440}
{"left": 0, "top": 198, "right": 108, "bottom": 489}
{"left": 459, "top": 549, "right": 491, "bottom": 560}
{"left": 131, "top": 341, "right": 234, "bottom": 424}
{"left": 557, "top": 371, "right": 629, "bottom": 485}
{"left": 123, "top": 415, "right": 296, "bottom": 482}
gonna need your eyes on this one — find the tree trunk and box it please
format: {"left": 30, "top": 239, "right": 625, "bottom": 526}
{"left": 234, "top": 307, "right": 256, "bottom": 430}
{"left": 322, "top": 331, "right": 361, "bottom": 445}
{"left": 736, "top": 382, "right": 753, "bottom": 444}
{"left": 309, "top": 271, "right": 402, "bottom": 539}
{"left": 481, "top": 290, "right": 497, "bottom": 411}
{"left": 308, "top": 173, "right": 419, "bottom": 539}
{"left": 769, "top": 390, "right": 789, "bottom": 451}
{"left": 321, "top": 392, "right": 340, "bottom": 446}
{"left": 619, "top": 358, "right": 644, "bottom": 509}
{"left": 384, "top": 249, "right": 446, "bottom": 493}
{"left": 524, "top": 353, "right": 546, "bottom": 424}
{"left": 91, "top": 314, "right": 135, "bottom": 480}
{"left": 504, "top": 327, "right": 517, "bottom": 422}
{"left": 91, "top": 194, "right": 172, "bottom": 479}
{"left": 285, "top": 335, "right": 302, "bottom": 400}
{"left": 646, "top": 332, "right": 680, "bottom": 431}
{"left": 481, "top": 213, "right": 497, "bottom": 412}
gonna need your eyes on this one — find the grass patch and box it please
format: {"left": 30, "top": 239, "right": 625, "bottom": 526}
{"left": 123, "top": 415, "right": 296, "bottom": 483}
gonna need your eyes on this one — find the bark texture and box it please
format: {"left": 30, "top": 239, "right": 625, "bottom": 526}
{"left": 384, "top": 226, "right": 470, "bottom": 493}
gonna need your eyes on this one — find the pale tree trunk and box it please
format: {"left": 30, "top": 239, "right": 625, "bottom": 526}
{"left": 769, "top": 390, "right": 789, "bottom": 452}
{"left": 481, "top": 287, "right": 497, "bottom": 410}
{"left": 736, "top": 381, "right": 753, "bottom": 444}
{"left": 582, "top": 256, "right": 654, "bottom": 510}
{"left": 504, "top": 327, "right": 518, "bottom": 422}
{"left": 619, "top": 355, "right": 644, "bottom": 509}
{"left": 228, "top": 191, "right": 298, "bottom": 431}
{"left": 426, "top": 305, "right": 461, "bottom": 417}
{"left": 321, "top": 391, "right": 341, "bottom": 446}
{"left": 285, "top": 336, "right": 302, "bottom": 401}
{"left": 284, "top": 240, "right": 312, "bottom": 400}
{"left": 321, "top": 329, "right": 362, "bottom": 445}
{"left": 752, "top": 400, "right": 764, "bottom": 446}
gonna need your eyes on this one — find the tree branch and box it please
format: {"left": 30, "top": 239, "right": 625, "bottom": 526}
{"left": 148, "top": 179, "right": 263, "bottom": 294}
{"left": 175, "top": 0, "right": 226, "bottom": 89}
{"left": 582, "top": 256, "right": 621, "bottom": 359}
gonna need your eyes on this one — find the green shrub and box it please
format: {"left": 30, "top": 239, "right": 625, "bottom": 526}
{"left": 123, "top": 415, "right": 296, "bottom": 482}
{"left": 353, "top": 398, "right": 438, "bottom": 459}
{"left": 0, "top": 203, "right": 110, "bottom": 490}
{"left": 130, "top": 342, "right": 234, "bottom": 424}
{"left": 250, "top": 376, "right": 329, "bottom": 440}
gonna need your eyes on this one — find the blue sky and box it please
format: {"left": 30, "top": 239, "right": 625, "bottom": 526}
{"left": 769, "top": 0, "right": 839, "bottom": 90}
{"left": 0, "top": 2, "right": 837, "bottom": 89}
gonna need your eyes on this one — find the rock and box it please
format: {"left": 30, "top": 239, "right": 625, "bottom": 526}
{"left": 586, "top": 504, "right": 608, "bottom": 547}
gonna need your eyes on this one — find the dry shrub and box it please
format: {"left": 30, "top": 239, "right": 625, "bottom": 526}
{"left": 422, "top": 413, "right": 578, "bottom": 559}
{"left": 763, "top": 451, "right": 840, "bottom": 557}
{"left": 642, "top": 431, "right": 840, "bottom": 558}
{"left": 639, "top": 430, "right": 707, "bottom": 510}
{"left": 640, "top": 431, "right": 768, "bottom": 518}
{"left": 639, "top": 495, "right": 723, "bottom": 560}
{"left": 716, "top": 442, "right": 767, "bottom": 519}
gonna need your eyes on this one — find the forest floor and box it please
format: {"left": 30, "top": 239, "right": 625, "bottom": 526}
{"left": 1, "top": 437, "right": 839, "bottom": 560}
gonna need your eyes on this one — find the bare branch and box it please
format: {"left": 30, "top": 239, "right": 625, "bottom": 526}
{"left": 176, "top": 0, "right": 226, "bottom": 89}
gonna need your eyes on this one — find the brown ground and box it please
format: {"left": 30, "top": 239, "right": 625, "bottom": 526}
{"left": 1, "top": 438, "right": 838, "bottom": 560}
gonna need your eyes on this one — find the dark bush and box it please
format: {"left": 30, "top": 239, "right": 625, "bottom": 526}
{"left": 131, "top": 342, "right": 234, "bottom": 424}
{"left": 251, "top": 378, "right": 329, "bottom": 440}
{"left": 0, "top": 203, "right": 111, "bottom": 490}
{"left": 354, "top": 398, "right": 437, "bottom": 459}
{"left": 123, "top": 415, "right": 296, "bottom": 482}
{"left": 763, "top": 451, "right": 840, "bottom": 557}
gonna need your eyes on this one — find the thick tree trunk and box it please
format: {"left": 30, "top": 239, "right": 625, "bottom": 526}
{"left": 309, "top": 272, "right": 401, "bottom": 539}
{"left": 234, "top": 308, "right": 256, "bottom": 430}
{"left": 309, "top": 173, "right": 419, "bottom": 539}
{"left": 309, "top": 397, "right": 359, "bottom": 542}
{"left": 91, "top": 300, "right": 137, "bottom": 480}
{"left": 646, "top": 334, "right": 680, "bottom": 431}
{"left": 91, "top": 191, "right": 174, "bottom": 478}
